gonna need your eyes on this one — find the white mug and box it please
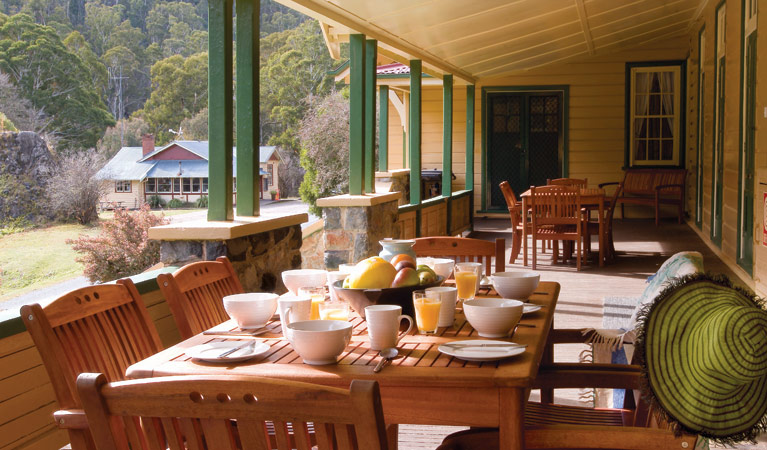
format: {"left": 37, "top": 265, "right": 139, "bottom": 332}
{"left": 278, "top": 295, "right": 311, "bottom": 338}
{"left": 365, "top": 305, "right": 413, "bottom": 351}
{"left": 426, "top": 286, "right": 458, "bottom": 327}
{"left": 326, "top": 271, "right": 349, "bottom": 302}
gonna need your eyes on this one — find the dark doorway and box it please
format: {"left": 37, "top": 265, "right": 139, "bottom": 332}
{"left": 486, "top": 91, "right": 564, "bottom": 209}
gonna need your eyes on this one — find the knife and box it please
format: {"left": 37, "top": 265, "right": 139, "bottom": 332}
{"left": 203, "top": 328, "right": 269, "bottom": 336}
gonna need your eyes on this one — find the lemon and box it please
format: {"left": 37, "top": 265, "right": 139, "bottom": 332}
{"left": 346, "top": 256, "right": 397, "bottom": 289}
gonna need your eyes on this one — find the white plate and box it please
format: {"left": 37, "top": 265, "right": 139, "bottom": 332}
{"left": 438, "top": 340, "right": 526, "bottom": 362}
{"left": 186, "top": 341, "right": 270, "bottom": 363}
{"left": 523, "top": 304, "right": 542, "bottom": 315}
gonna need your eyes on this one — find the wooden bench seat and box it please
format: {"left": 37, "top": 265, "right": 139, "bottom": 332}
{"left": 600, "top": 168, "right": 686, "bottom": 226}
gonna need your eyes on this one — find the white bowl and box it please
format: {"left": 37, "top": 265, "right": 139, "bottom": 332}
{"left": 418, "top": 257, "right": 455, "bottom": 280}
{"left": 223, "top": 293, "right": 278, "bottom": 329}
{"left": 287, "top": 320, "right": 353, "bottom": 365}
{"left": 463, "top": 298, "right": 524, "bottom": 338}
{"left": 281, "top": 269, "right": 328, "bottom": 295}
{"left": 490, "top": 271, "right": 540, "bottom": 299}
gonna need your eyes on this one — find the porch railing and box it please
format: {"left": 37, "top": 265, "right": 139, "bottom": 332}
{"left": 396, "top": 189, "right": 473, "bottom": 238}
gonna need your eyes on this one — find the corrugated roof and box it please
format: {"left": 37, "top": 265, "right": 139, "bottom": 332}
{"left": 95, "top": 147, "right": 155, "bottom": 180}
{"left": 377, "top": 63, "right": 409, "bottom": 75}
{"left": 99, "top": 142, "right": 280, "bottom": 181}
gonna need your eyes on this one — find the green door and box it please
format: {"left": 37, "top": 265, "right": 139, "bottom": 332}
{"left": 712, "top": 57, "right": 725, "bottom": 245}
{"left": 738, "top": 32, "right": 757, "bottom": 273}
{"left": 486, "top": 92, "right": 562, "bottom": 208}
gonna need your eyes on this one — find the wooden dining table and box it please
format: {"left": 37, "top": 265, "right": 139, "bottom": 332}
{"left": 126, "top": 281, "right": 560, "bottom": 450}
{"left": 520, "top": 187, "right": 609, "bottom": 268}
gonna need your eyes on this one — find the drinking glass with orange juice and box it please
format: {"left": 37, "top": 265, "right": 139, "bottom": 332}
{"left": 299, "top": 286, "right": 326, "bottom": 320}
{"left": 455, "top": 262, "right": 482, "bottom": 304}
{"left": 413, "top": 290, "right": 442, "bottom": 334}
{"left": 319, "top": 301, "right": 350, "bottom": 321}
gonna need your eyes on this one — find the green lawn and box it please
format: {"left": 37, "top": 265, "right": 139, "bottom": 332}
{"left": 0, "top": 208, "right": 203, "bottom": 301}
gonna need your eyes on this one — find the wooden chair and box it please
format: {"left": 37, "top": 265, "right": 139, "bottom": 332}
{"left": 437, "top": 329, "right": 700, "bottom": 449}
{"left": 77, "top": 373, "right": 389, "bottom": 450}
{"left": 584, "top": 182, "right": 624, "bottom": 263}
{"left": 157, "top": 256, "right": 244, "bottom": 339}
{"left": 20, "top": 280, "right": 163, "bottom": 450}
{"left": 529, "top": 185, "right": 584, "bottom": 271}
{"left": 547, "top": 177, "right": 588, "bottom": 187}
{"left": 499, "top": 181, "right": 529, "bottom": 264}
{"left": 413, "top": 236, "right": 505, "bottom": 276}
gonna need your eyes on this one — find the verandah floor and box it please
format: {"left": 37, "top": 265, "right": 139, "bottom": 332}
{"left": 397, "top": 218, "right": 765, "bottom": 449}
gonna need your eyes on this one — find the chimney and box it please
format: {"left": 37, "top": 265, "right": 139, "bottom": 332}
{"left": 142, "top": 134, "right": 155, "bottom": 156}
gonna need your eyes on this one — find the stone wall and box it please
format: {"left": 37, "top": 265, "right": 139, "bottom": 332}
{"left": 159, "top": 224, "right": 302, "bottom": 293}
{"left": 300, "top": 226, "right": 325, "bottom": 269}
{"left": 323, "top": 200, "right": 400, "bottom": 268}
{"left": 375, "top": 170, "right": 409, "bottom": 206}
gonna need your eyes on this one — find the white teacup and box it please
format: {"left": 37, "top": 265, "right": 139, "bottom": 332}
{"left": 278, "top": 295, "right": 311, "bottom": 338}
{"left": 364, "top": 305, "right": 413, "bottom": 351}
{"left": 287, "top": 320, "right": 353, "bottom": 365}
{"left": 425, "top": 286, "right": 458, "bottom": 327}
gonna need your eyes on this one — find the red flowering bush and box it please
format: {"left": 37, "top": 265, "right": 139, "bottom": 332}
{"left": 68, "top": 205, "right": 168, "bottom": 282}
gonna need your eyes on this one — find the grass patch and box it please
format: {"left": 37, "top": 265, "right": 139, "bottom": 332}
{"left": 0, "top": 223, "right": 100, "bottom": 301}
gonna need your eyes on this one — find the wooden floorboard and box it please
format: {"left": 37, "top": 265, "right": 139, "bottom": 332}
{"left": 397, "top": 218, "right": 765, "bottom": 449}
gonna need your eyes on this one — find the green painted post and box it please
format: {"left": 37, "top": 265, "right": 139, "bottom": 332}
{"left": 409, "top": 60, "right": 422, "bottom": 206}
{"left": 208, "top": 0, "right": 233, "bottom": 221}
{"left": 379, "top": 85, "right": 389, "bottom": 171}
{"left": 364, "top": 39, "right": 377, "bottom": 192}
{"left": 403, "top": 129, "right": 407, "bottom": 168}
{"left": 235, "top": 0, "right": 259, "bottom": 217}
{"left": 349, "top": 34, "right": 366, "bottom": 195}
{"left": 442, "top": 75, "right": 453, "bottom": 198}
{"left": 465, "top": 85, "right": 475, "bottom": 190}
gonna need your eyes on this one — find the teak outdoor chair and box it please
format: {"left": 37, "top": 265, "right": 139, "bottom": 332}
{"left": 20, "top": 280, "right": 163, "bottom": 450}
{"left": 413, "top": 236, "right": 505, "bottom": 276}
{"left": 77, "top": 373, "right": 389, "bottom": 450}
{"left": 437, "top": 328, "right": 699, "bottom": 449}
{"left": 499, "top": 181, "right": 531, "bottom": 265}
{"left": 546, "top": 177, "right": 588, "bottom": 187}
{"left": 529, "top": 185, "right": 585, "bottom": 271}
{"left": 584, "top": 182, "right": 624, "bottom": 263}
{"left": 157, "top": 256, "right": 244, "bottom": 339}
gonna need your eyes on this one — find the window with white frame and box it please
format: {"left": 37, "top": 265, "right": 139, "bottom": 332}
{"left": 202, "top": 178, "right": 208, "bottom": 193}
{"left": 192, "top": 178, "right": 201, "bottom": 193}
{"left": 145, "top": 178, "right": 156, "bottom": 193}
{"left": 182, "top": 178, "right": 191, "bottom": 193}
{"left": 173, "top": 179, "right": 181, "bottom": 193}
{"left": 628, "top": 64, "right": 682, "bottom": 166}
{"left": 115, "top": 180, "right": 131, "bottom": 192}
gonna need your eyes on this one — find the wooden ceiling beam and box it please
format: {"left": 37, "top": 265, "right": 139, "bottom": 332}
{"left": 273, "top": 0, "right": 476, "bottom": 84}
{"left": 574, "top": 0, "right": 595, "bottom": 55}
{"left": 319, "top": 21, "right": 341, "bottom": 60}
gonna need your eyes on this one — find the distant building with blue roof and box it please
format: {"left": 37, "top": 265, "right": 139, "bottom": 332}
{"left": 96, "top": 135, "right": 281, "bottom": 208}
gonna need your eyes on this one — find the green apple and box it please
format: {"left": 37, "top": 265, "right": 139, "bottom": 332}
{"left": 416, "top": 265, "right": 438, "bottom": 285}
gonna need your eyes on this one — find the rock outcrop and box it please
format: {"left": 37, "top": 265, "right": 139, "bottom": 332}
{"left": 0, "top": 131, "right": 57, "bottom": 223}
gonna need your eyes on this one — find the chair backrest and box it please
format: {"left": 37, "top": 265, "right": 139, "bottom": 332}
{"left": 529, "top": 185, "right": 582, "bottom": 228}
{"left": 547, "top": 177, "right": 588, "bottom": 187}
{"left": 413, "top": 237, "right": 505, "bottom": 275}
{"left": 157, "top": 256, "right": 244, "bottom": 339}
{"left": 499, "top": 181, "right": 521, "bottom": 230}
{"left": 21, "top": 280, "right": 163, "bottom": 448}
{"left": 77, "top": 373, "right": 389, "bottom": 450}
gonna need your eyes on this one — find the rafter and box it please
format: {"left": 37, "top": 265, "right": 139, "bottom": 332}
{"left": 575, "top": 0, "right": 595, "bottom": 55}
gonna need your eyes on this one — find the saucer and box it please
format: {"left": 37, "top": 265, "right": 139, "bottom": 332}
{"left": 186, "top": 341, "right": 270, "bottom": 363}
{"left": 522, "top": 304, "right": 542, "bottom": 314}
{"left": 438, "top": 340, "right": 526, "bottom": 362}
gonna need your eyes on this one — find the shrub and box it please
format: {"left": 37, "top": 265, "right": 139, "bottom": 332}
{"left": 147, "top": 195, "right": 165, "bottom": 208}
{"left": 68, "top": 205, "right": 168, "bottom": 282}
{"left": 195, "top": 195, "right": 208, "bottom": 208}
{"left": 46, "top": 150, "right": 107, "bottom": 225}
{"left": 167, "top": 198, "right": 184, "bottom": 208}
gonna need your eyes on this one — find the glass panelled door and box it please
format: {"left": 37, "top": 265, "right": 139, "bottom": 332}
{"left": 738, "top": 1, "right": 757, "bottom": 273}
{"left": 486, "top": 92, "right": 562, "bottom": 209}
{"left": 711, "top": 4, "right": 726, "bottom": 246}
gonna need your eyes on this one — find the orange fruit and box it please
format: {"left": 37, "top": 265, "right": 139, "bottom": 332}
{"left": 390, "top": 254, "right": 416, "bottom": 268}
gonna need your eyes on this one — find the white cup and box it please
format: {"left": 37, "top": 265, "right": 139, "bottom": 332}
{"left": 278, "top": 295, "right": 311, "bottom": 338}
{"left": 326, "top": 271, "right": 349, "bottom": 302}
{"left": 364, "top": 305, "right": 413, "bottom": 351}
{"left": 426, "top": 286, "right": 458, "bottom": 327}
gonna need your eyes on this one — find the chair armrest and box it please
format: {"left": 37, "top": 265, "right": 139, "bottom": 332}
{"left": 534, "top": 363, "right": 641, "bottom": 390}
{"left": 53, "top": 409, "right": 89, "bottom": 429}
{"left": 598, "top": 181, "right": 619, "bottom": 188}
{"left": 547, "top": 328, "right": 596, "bottom": 344}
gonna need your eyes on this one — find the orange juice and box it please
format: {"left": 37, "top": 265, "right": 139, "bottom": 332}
{"left": 455, "top": 271, "right": 478, "bottom": 299}
{"left": 413, "top": 297, "right": 441, "bottom": 334}
{"left": 319, "top": 308, "right": 349, "bottom": 321}
{"left": 309, "top": 295, "right": 324, "bottom": 320}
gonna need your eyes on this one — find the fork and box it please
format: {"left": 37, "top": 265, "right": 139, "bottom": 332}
{"left": 217, "top": 340, "right": 256, "bottom": 358}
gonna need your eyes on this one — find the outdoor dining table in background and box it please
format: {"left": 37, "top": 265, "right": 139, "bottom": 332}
{"left": 126, "top": 281, "right": 561, "bottom": 450}
{"left": 520, "top": 187, "right": 609, "bottom": 268}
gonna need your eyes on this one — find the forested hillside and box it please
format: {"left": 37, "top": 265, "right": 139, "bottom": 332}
{"left": 0, "top": 0, "right": 338, "bottom": 168}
